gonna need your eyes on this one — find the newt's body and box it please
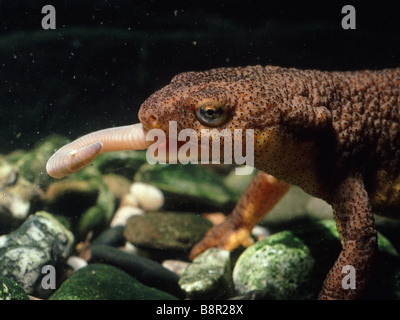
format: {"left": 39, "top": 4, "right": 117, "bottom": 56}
{"left": 47, "top": 65, "right": 400, "bottom": 299}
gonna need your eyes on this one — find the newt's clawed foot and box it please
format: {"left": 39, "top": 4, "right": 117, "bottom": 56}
{"left": 189, "top": 217, "right": 254, "bottom": 260}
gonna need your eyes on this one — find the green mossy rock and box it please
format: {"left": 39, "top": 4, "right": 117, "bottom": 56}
{"left": 134, "top": 164, "right": 236, "bottom": 213}
{"left": 179, "top": 248, "right": 234, "bottom": 299}
{"left": 49, "top": 263, "right": 178, "bottom": 300}
{"left": 0, "top": 275, "right": 29, "bottom": 300}
{"left": 233, "top": 230, "right": 314, "bottom": 300}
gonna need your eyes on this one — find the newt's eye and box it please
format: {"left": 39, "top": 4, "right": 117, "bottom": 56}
{"left": 196, "top": 101, "right": 227, "bottom": 126}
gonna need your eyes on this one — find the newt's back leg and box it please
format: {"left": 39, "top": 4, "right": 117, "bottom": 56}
{"left": 189, "top": 171, "right": 290, "bottom": 259}
{"left": 319, "top": 172, "right": 377, "bottom": 299}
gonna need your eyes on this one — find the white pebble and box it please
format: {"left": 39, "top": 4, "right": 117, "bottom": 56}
{"left": 252, "top": 225, "right": 270, "bottom": 239}
{"left": 129, "top": 182, "right": 164, "bottom": 211}
{"left": 9, "top": 196, "right": 30, "bottom": 220}
{"left": 120, "top": 193, "right": 139, "bottom": 208}
{"left": 119, "top": 242, "right": 138, "bottom": 254}
{"left": 110, "top": 206, "right": 144, "bottom": 227}
{"left": 162, "top": 260, "right": 190, "bottom": 276}
{"left": 67, "top": 256, "right": 87, "bottom": 271}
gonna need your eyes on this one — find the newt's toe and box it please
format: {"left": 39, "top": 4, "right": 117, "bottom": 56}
{"left": 189, "top": 218, "right": 253, "bottom": 260}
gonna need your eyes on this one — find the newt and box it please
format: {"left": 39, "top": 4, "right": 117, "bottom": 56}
{"left": 46, "top": 65, "right": 400, "bottom": 299}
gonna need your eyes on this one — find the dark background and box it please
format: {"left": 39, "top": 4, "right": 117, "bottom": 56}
{"left": 0, "top": 0, "right": 399, "bottom": 153}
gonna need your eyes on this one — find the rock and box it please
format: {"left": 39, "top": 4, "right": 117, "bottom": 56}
{"left": 230, "top": 289, "right": 277, "bottom": 300}
{"left": 129, "top": 182, "right": 165, "bottom": 211}
{"left": 49, "top": 263, "right": 178, "bottom": 300}
{"left": 0, "top": 160, "right": 44, "bottom": 234}
{"left": 124, "top": 212, "right": 213, "bottom": 259}
{"left": 45, "top": 168, "right": 115, "bottom": 240}
{"left": 89, "top": 244, "right": 184, "bottom": 298}
{"left": 109, "top": 183, "right": 148, "bottom": 227}
{"left": 120, "top": 242, "right": 139, "bottom": 255}
{"left": 162, "top": 260, "right": 190, "bottom": 276}
{"left": 233, "top": 230, "right": 314, "bottom": 300}
{"left": 252, "top": 225, "right": 270, "bottom": 240}
{"left": 201, "top": 212, "right": 226, "bottom": 225}
{"left": 134, "top": 164, "right": 236, "bottom": 213}
{"left": 0, "top": 211, "right": 74, "bottom": 296}
{"left": 67, "top": 256, "right": 88, "bottom": 272}
{"left": 179, "top": 248, "right": 234, "bottom": 299}
{"left": 92, "top": 226, "right": 126, "bottom": 247}
{"left": 110, "top": 206, "right": 144, "bottom": 227}
{"left": 0, "top": 275, "right": 30, "bottom": 300}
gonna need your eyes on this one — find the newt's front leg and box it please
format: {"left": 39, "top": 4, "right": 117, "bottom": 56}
{"left": 319, "top": 172, "right": 377, "bottom": 299}
{"left": 189, "top": 171, "right": 290, "bottom": 259}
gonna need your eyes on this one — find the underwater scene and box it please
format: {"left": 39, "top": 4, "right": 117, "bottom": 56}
{"left": 0, "top": 0, "right": 400, "bottom": 304}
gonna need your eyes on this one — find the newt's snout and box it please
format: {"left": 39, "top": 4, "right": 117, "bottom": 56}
{"left": 138, "top": 107, "right": 160, "bottom": 131}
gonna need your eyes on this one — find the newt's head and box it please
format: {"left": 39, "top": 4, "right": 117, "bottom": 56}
{"left": 138, "top": 66, "right": 288, "bottom": 166}
{"left": 139, "top": 65, "right": 283, "bottom": 134}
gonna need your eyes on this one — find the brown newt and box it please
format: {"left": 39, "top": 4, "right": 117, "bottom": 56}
{"left": 46, "top": 65, "right": 400, "bottom": 299}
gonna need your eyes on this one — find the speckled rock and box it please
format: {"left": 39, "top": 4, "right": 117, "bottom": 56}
{"left": 0, "top": 160, "right": 44, "bottom": 234}
{"left": 0, "top": 275, "right": 30, "bottom": 300}
{"left": 49, "top": 263, "right": 178, "bottom": 300}
{"left": 0, "top": 211, "right": 74, "bottom": 296}
{"left": 134, "top": 163, "right": 236, "bottom": 212}
{"left": 233, "top": 230, "right": 314, "bottom": 300}
{"left": 124, "top": 212, "right": 212, "bottom": 259}
{"left": 179, "top": 248, "right": 234, "bottom": 299}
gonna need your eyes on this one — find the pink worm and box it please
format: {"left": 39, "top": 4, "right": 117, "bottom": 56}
{"left": 46, "top": 123, "right": 152, "bottom": 178}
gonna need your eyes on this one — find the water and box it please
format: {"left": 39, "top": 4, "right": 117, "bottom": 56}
{"left": 0, "top": 0, "right": 399, "bottom": 301}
